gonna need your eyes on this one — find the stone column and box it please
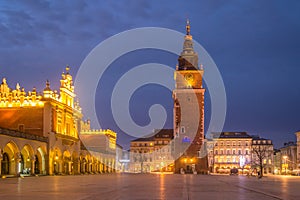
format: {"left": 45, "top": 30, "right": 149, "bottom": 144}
{"left": 31, "top": 156, "right": 35, "bottom": 175}
{"left": 15, "top": 152, "right": 21, "bottom": 176}
{"left": 45, "top": 154, "right": 50, "bottom": 175}
{"left": 0, "top": 152, "right": 3, "bottom": 176}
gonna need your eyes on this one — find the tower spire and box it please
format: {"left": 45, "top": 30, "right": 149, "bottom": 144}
{"left": 186, "top": 19, "right": 190, "bottom": 35}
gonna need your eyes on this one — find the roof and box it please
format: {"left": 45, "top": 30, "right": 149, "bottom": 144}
{"left": 211, "top": 132, "right": 252, "bottom": 139}
{"left": 131, "top": 129, "right": 173, "bottom": 142}
{"left": 280, "top": 141, "right": 297, "bottom": 149}
{"left": 132, "top": 136, "right": 154, "bottom": 142}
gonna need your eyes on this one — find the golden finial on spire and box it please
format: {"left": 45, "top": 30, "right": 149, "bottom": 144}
{"left": 66, "top": 65, "right": 70, "bottom": 74}
{"left": 186, "top": 19, "right": 190, "bottom": 35}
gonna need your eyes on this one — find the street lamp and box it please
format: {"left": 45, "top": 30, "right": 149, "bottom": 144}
{"left": 283, "top": 156, "right": 288, "bottom": 175}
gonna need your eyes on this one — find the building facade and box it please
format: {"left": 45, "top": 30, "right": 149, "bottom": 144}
{"left": 173, "top": 20, "right": 207, "bottom": 174}
{"left": 251, "top": 136, "right": 274, "bottom": 175}
{"left": 279, "top": 141, "right": 297, "bottom": 174}
{"left": 207, "top": 132, "right": 252, "bottom": 174}
{"left": 0, "top": 67, "right": 117, "bottom": 176}
{"left": 295, "top": 131, "right": 300, "bottom": 169}
{"left": 129, "top": 129, "right": 173, "bottom": 173}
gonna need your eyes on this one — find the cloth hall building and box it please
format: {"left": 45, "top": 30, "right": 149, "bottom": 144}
{"left": 0, "top": 67, "right": 117, "bottom": 176}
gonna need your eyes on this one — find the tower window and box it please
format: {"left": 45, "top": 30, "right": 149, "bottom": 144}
{"left": 181, "top": 126, "right": 185, "bottom": 134}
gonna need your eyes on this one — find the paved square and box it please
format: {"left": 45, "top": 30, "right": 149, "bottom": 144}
{"left": 0, "top": 174, "right": 300, "bottom": 200}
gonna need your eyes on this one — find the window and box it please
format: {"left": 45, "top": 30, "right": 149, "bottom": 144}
{"left": 181, "top": 126, "right": 185, "bottom": 134}
{"left": 246, "top": 150, "right": 248, "bottom": 155}
{"left": 238, "top": 150, "right": 241, "bottom": 155}
{"left": 220, "top": 150, "right": 223, "bottom": 154}
{"left": 238, "top": 141, "right": 241, "bottom": 146}
{"left": 66, "top": 123, "right": 70, "bottom": 135}
{"left": 215, "top": 150, "right": 218, "bottom": 155}
{"left": 233, "top": 142, "right": 236, "bottom": 146}
{"left": 18, "top": 124, "right": 25, "bottom": 132}
{"left": 246, "top": 142, "right": 248, "bottom": 146}
{"left": 263, "top": 159, "right": 267, "bottom": 164}
{"left": 233, "top": 150, "right": 236, "bottom": 155}
{"left": 227, "top": 150, "right": 230, "bottom": 155}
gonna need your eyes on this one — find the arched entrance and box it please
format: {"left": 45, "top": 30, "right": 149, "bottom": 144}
{"left": 3, "top": 141, "right": 20, "bottom": 175}
{"left": 1, "top": 153, "right": 9, "bottom": 175}
{"left": 20, "top": 144, "right": 34, "bottom": 175}
{"left": 35, "top": 147, "right": 46, "bottom": 175}
{"left": 52, "top": 148, "right": 62, "bottom": 175}
{"left": 63, "top": 151, "right": 72, "bottom": 175}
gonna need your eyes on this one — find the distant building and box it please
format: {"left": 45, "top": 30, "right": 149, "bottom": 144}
{"left": 279, "top": 141, "right": 297, "bottom": 174}
{"left": 129, "top": 129, "right": 173, "bottom": 173}
{"left": 295, "top": 131, "right": 300, "bottom": 168}
{"left": 80, "top": 120, "right": 117, "bottom": 173}
{"left": 273, "top": 149, "right": 282, "bottom": 175}
{"left": 251, "top": 136, "right": 274, "bottom": 175}
{"left": 207, "top": 132, "right": 252, "bottom": 174}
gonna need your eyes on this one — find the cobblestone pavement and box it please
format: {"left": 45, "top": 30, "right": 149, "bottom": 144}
{"left": 0, "top": 174, "right": 300, "bottom": 200}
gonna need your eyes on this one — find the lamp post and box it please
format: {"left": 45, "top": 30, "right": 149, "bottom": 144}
{"left": 283, "top": 156, "right": 288, "bottom": 175}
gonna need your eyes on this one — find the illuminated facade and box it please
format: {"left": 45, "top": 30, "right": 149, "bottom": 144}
{"left": 80, "top": 120, "right": 117, "bottom": 173}
{"left": 173, "top": 20, "right": 207, "bottom": 174}
{"left": 207, "top": 132, "right": 274, "bottom": 175}
{"left": 129, "top": 129, "right": 174, "bottom": 173}
{"left": 279, "top": 141, "right": 297, "bottom": 174}
{"left": 207, "top": 132, "right": 252, "bottom": 174}
{"left": 251, "top": 136, "right": 274, "bottom": 175}
{"left": 0, "top": 67, "right": 117, "bottom": 176}
{"left": 296, "top": 131, "right": 300, "bottom": 169}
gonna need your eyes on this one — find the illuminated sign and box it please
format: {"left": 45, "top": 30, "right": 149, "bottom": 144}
{"left": 182, "top": 136, "right": 191, "bottom": 143}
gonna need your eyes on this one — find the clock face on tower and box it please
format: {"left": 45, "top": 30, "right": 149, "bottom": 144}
{"left": 184, "top": 73, "right": 194, "bottom": 82}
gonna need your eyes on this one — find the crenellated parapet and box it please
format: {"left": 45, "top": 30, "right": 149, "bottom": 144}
{"left": 80, "top": 128, "right": 117, "bottom": 150}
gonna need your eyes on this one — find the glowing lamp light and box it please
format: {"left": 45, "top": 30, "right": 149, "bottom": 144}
{"left": 182, "top": 137, "right": 191, "bottom": 143}
{"left": 239, "top": 156, "right": 245, "bottom": 167}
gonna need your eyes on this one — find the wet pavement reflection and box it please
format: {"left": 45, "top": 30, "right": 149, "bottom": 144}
{"left": 0, "top": 174, "right": 300, "bottom": 200}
